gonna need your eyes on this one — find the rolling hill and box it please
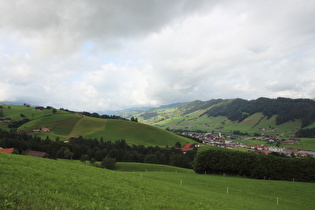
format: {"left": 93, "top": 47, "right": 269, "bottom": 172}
{"left": 0, "top": 104, "right": 194, "bottom": 146}
{"left": 117, "top": 97, "right": 315, "bottom": 137}
{"left": 1, "top": 152, "right": 314, "bottom": 209}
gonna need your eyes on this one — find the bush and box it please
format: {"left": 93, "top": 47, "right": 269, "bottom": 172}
{"left": 101, "top": 158, "right": 116, "bottom": 170}
{"left": 80, "top": 154, "right": 89, "bottom": 162}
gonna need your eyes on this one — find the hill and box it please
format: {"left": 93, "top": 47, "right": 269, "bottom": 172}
{"left": 1, "top": 153, "right": 314, "bottom": 209}
{"left": 118, "top": 97, "right": 315, "bottom": 137}
{"left": 0, "top": 104, "right": 193, "bottom": 146}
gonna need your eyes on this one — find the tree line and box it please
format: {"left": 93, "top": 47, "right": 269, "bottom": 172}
{"left": 296, "top": 127, "right": 315, "bottom": 138}
{"left": 0, "top": 129, "right": 195, "bottom": 169}
{"left": 194, "top": 149, "right": 315, "bottom": 182}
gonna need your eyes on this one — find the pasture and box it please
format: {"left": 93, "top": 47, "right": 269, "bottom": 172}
{"left": 1, "top": 105, "right": 194, "bottom": 146}
{"left": 1, "top": 153, "right": 314, "bottom": 209}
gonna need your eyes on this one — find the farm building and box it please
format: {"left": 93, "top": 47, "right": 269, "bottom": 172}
{"left": 41, "top": 127, "right": 50, "bottom": 132}
{"left": 0, "top": 148, "right": 14, "bottom": 154}
{"left": 26, "top": 150, "right": 52, "bottom": 158}
{"left": 180, "top": 143, "right": 199, "bottom": 152}
{"left": 35, "top": 106, "right": 45, "bottom": 111}
{"left": 1, "top": 118, "right": 12, "bottom": 123}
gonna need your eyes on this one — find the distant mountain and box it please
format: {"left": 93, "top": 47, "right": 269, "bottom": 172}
{"left": 119, "top": 97, "right": 315, "bottom": 136}
{"left": 0, "top": 101, "right": 26, "bottom": 106}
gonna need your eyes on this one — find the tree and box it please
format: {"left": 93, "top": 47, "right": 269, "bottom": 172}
{"left": 175, "top": 141, "right": 181, "bottom": 148}
{"left": 90, "top": 158, "right": 96, "bottom": 165}
{"left": 144, "top": 154, "right": 159, "bottom": 164}
{"left": 170, "top": 154, "right": 191, "bottom": 168}
{"left": 64, "top": 148, "right": 74, "bottom": 160}
{"left": 80, "top": 154, "right": 89, "bottom": 162}
{"left": 52, "top": 109, "right": 57, "bottom": 114}
{"left": 101, "top": 157, "right": 116, "bottom": 170}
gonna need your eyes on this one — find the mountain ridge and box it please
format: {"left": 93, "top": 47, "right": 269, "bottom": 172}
{"left": 117, "top": 97, "right": 315, "bottom": 136}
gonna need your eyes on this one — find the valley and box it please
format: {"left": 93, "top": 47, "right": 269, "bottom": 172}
{"left": 1, "top": 99, "right": 315, "bottom": 209}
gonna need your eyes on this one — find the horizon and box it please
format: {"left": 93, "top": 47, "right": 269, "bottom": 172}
{"left": 1, "top": 1, "right": 315, "bottom": 111}
{"left": 1, "top": 96, "right": 314, "bottom": 113}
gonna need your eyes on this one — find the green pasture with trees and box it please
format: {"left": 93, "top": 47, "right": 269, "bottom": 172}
{"left": 0, "top": 104, "right": 194, "bottom": 146}
{"left": 194, "top": 149, "right": 315, "bottom": 182}
{"left": 1, "top": 153, "right": 314, "bottom": 209}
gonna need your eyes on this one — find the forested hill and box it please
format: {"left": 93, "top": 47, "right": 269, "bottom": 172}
{"left": 118, "top": 97, "right": 315, "bottom": 135}
{"left": 201, "top": 97, "right": 315, "bottom": 127}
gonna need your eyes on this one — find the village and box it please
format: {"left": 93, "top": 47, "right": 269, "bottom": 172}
{"left": 176, "top": 130, "right": 315, "bottom": 158}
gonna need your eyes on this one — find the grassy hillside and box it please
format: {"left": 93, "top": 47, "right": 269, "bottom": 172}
{"left": 116, "top": 162, "right": 193, "bottom": 173}
{"left": 1, "top": 105, "right": 193, "bottom": 146}
{"left": 1, "top": 153, "right": 314, "bottom": 209}
{"left": 119, "top": 100, "right": 309, "bottom": 137}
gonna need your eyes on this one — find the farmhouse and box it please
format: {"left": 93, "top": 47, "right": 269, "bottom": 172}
{"left": 298, "top": 150, "right": 315, "bottom": 157}
{"left": 41, "top": 127, "right": 50, "bottom": 132}
{"left": 1, "top": 118, "right": 12, "bottom": 123}
{"left": 26, "top": 150, "right": 52, "bottom": 158}
{"left": 35, "top": 106, "right": 45, "bottom": 111}
{"left": 64, "top": 137, "right": 77, "bottom": 143}
{"left": 0, "top": 148, "right": 14, "bottom": 154}
{"left": 32, "top": 127, "right": 50, "bottom": 132}
{"left": 180, "top": 143, "right": 199, "bottom": 152}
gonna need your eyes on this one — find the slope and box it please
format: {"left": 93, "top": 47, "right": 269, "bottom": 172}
{"left": 1, "top": 153, "right": 314, "bottom": 209}
{"left": 0, "top": 105, "right": 193, "bottom": 146}
{"left": 120, "top": 98, "right": 314, "bottom": 137}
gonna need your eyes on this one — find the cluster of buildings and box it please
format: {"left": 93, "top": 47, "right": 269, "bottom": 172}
{"left": 178, "top": 131, "right": 315, "bottom": 158}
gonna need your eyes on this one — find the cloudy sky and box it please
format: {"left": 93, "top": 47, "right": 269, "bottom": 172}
{"left": 1, "top": 0, "right": 315, "bottom": 111}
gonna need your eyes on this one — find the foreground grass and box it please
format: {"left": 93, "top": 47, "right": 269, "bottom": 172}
{"left": 115, "top": 162, "right": 193, "bottom": 173}
{"left": 1, "top": 153, "right": 314, "bottom": 209}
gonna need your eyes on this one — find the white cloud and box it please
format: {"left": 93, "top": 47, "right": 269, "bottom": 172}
{"left": 0, "top": 0, "right": 314, "bottom": 111}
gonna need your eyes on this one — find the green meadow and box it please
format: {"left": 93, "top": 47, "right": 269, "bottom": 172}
{"left": 1, "top": 105, "right": 193, "bottom": 146}
{"left": 115, "top": 162, "right": 193, "bottom": 173}
{"left": 1, "top": 153, "right": 314, "bottom": 210}
{"left": 135, "top": 103, "right": 308, "bottom": 138}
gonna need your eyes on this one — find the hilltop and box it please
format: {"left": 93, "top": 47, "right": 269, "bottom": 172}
{"left": 117, "top": 97, "right": 315, "bottom": 137}
{"left": 0, "top": 104, "right": 193, "bottom": 146}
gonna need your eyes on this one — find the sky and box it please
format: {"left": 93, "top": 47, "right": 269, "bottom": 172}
{"left": 1, "top": 0, "right": 315, "bottom": 111}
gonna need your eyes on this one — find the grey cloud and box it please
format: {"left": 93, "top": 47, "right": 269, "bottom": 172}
{"left": 0, "top": 0, "right": 216, "bottom": 54}
{"left": 1, "top": 0, "right": 315, "bottom": 111}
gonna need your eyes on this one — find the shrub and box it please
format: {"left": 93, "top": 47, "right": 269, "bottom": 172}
{"left": 101, "top": 157, "right": 116, "bottom": 170}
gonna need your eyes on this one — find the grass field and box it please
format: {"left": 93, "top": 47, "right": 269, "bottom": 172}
{"left": 134, "top": 103, "right": 310, "bottom": 138}
{"left": 1, "top": 153, "right": 314, "bottom": 209}
{"left": 1, "top": 105, "right": 194, "bottom": 146}
{"left": 116, "top": 162, "right": 193, "bottom": 173}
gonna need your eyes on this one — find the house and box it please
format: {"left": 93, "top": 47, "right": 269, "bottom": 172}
{"left": 41, "top": 127, "right": 50, "bottom": 132}
{"left": 261, "top": 150, "right": 269, "bottom": 155}
{"left": 0, "top": 148, "right": 14, "bottom": 154}
{"left": 282, "top": 140, "right": 295, "bottom": 144}
{"left": 26, "top": 150, "right": 51, "bottom": 158}
{"left": 298, "top": 150, "right": 315, "bottom": 157}
{"left": 180, "top": 143, "right": 198, "bottom": 152}
{"left": 1, "top": 118, "right": 12, "bottom": 123}
{"left": 64, "top": 137, "right": 76, "bottom": 143}
{"left": 35, "top": 106, "right": 45, "bottom": 111}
